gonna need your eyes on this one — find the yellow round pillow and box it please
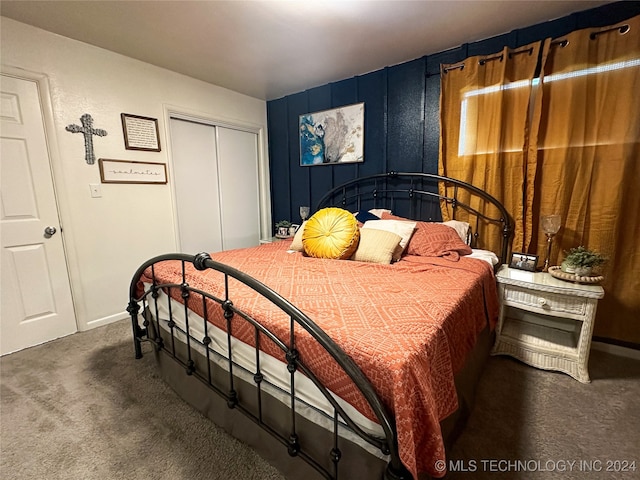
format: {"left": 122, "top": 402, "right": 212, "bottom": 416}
{"left": 302, "top": 207, "right": 360, "bottom": 260}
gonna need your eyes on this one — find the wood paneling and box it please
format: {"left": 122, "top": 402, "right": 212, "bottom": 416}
{"left": 267, "top": 1, "right": 639, "bottom": 222}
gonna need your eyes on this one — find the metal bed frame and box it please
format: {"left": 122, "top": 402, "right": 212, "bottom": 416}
{"left": 316, "top": 172, "right": 512, "bottom": 267}
{"left": 128, "top": 172, "right": 512, "bottom": 480}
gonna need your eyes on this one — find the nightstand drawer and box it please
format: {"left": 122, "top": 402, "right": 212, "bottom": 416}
{"left": 503, "top": 285, "right": 587, "bottom": 317}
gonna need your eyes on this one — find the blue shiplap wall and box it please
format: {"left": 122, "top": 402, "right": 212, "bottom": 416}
{"left": 267, "top": 1, "right": 639, "bottom": 226}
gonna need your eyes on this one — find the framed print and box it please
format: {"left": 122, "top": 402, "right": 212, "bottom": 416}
{"left": 121, "top": 113, "right": 161, "bottom": 151}
{"left": 99, "top": 158, "right": 167, "bottom": 184}
{"left": 300, "top": 102, "right": 364, "bottom": 166}
{"left": 509, "top": 252, "right": 539, "bottom": 272}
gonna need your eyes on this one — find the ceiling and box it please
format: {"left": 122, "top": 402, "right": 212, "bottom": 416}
{"left": 1, "top": 0, "right": 611, "bottom": 100}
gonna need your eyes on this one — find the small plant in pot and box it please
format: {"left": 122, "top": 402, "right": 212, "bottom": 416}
{"left": 561, "top": 246, "right": 606, "bottom": 276}
{"left": 275, "top": 220, "right": 292, "bottom": 237}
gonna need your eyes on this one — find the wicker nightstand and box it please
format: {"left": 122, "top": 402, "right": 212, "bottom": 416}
{"left": 491, "top": 265, "right": 604, "bottom": 383}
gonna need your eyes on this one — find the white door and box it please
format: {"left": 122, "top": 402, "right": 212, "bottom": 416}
{"left": 1, "top": 74, "right": 77, "bottom": 355}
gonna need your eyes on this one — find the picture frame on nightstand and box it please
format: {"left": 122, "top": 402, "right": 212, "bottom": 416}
{"left": 509, "top": 252, "right": 538, "bottom": 272}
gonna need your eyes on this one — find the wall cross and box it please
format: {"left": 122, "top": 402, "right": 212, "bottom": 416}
{"left": 65, "top": 114, "right": 108, "bottom": 165}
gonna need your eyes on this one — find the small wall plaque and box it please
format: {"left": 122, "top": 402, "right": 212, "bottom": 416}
{"left": 121, "top": 113, "right": 161, "bottom": 152}
{"left": 99, "top": 158, "right": 167, "bottom": 184}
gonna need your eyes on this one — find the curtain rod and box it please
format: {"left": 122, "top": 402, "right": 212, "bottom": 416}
{"left": 442, "top": 45, "right": 535, "bottom": 73}
{"left": 437, "top": 22, "right": 631, "bottom": 76}
{"left": 590, "top": 24, "right": 630, "bottom": 40}
{"left": 552, "top": 23, "right": 630, "bottom": 47}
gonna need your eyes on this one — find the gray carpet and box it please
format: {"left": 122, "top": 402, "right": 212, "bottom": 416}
{"left": 447, "top": 348, "right": 640, "bottom": 479}
{"left": 1, "top": 319, "right": 638, "bottom": 480}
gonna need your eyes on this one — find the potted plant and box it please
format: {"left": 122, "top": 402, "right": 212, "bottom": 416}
{"left": 561, "top": 246, "right": 606, "bottom": 276}
{"left": 275, "top": 220, "right": 292, "bottom": 237}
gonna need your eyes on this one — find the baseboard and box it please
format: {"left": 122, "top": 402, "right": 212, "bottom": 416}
{"left": 592, "top": 341, "right": 640, "bottom": 360}
{"left": 80, "top": 311, "right": 129, "bottom": 331}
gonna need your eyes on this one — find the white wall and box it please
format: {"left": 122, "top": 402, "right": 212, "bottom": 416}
{"left": 1, "top": 17, "right": 271, "bottom": 331}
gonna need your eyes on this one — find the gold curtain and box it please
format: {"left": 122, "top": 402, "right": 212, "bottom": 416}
{"left": 439, "top": 42, "right": 545, "bottom": 255}
{"left": 533, "top": 16, "right": 640, "bottom": 343}
{"left": 440, "top": 16, "right": 640, "bottom": 344}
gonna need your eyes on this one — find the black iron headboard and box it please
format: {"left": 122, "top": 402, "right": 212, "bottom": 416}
{"left": 315, "top": 171, "right": 512, "bottom": 265}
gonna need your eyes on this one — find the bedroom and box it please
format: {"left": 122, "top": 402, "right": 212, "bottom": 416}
{"left": 1, "top": 1, "right": 639, "bottom": 479}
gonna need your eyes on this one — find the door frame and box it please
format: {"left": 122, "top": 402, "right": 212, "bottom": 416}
{"left": 163, "top": 105, "right": 272, "bottom": 250}
{"left": 1, "top": 65, "right": 79, "bottom": 329}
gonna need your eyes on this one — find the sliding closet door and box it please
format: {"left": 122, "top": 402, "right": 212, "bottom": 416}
{"left": 217, "top": 127, "right": 260, "bottom": 249}
{"left": 170, "top": 118, "right": 223, "bottom": 253}
{"left": 170, "top": 118, "right": 261, "bottom": 253}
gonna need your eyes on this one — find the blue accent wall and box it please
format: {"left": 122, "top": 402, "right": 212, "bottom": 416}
{"left": 267, "top": 1, "right": 639, "bottom": 225}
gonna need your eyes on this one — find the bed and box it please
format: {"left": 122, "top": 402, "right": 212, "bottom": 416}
{"left": 128, "top": 172, "right": 512, "bottom": 480}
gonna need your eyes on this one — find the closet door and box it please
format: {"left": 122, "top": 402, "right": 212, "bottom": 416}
{"left": 170, "top": 118, "right": 223, "bottom": 253}
{"left": 170, "top": 118, "right": 261, "bottom": 253}
{"left": 217, "top": 127, "right": 260, "bottom": 249}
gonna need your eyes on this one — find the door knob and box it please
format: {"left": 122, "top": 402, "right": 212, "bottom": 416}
{"left": 44, "top": 226, "right": 57, "bottom": 237}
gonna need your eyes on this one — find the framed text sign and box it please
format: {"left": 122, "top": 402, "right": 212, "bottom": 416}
{"left": 98, "top": 158, "right": 167, "bottom": 184}
{"left": 121, "top": 113, "right": 161, "bottom": 151}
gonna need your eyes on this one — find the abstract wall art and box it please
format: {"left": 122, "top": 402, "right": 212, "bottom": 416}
{"left": 299, "top": 102, "right": 364, "bottom": 166}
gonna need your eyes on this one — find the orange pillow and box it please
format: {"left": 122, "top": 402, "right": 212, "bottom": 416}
{"left": 381, "top": 212, "right": 472, "bottom": 260}
{"left": 302, "top": 207, "right": 360, "bottom": 259}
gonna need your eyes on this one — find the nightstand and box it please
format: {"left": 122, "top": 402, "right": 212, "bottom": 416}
{"left": 491, "top": 265, "right": 604, "bottom": 383}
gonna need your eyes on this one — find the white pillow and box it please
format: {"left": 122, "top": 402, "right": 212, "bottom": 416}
{"left": 361, "top": 219, "right": 417, "bottom": 261}
{"left": 467, "top": 248, "right": 500, "bottom": 266}
{"left": 289, "top": 221, "right": 307, "bottom": 251}
{"left": 443, "top": 220, "right": 470, "bottom": 244}
{"left": 368, "top": 208, "right": 392, "bottom": 218}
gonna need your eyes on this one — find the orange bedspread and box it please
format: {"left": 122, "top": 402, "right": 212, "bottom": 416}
{"left": 139, "top": 241, "right": 499, "bottom": 479}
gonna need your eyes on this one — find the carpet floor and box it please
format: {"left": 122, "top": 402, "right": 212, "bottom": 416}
{"left": 1, "top": 319, "right": 638, "bottom": 480}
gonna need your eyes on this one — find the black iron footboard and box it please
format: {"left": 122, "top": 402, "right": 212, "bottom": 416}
{"left": 128, "top": 252, "right": 411, "bottom": 480}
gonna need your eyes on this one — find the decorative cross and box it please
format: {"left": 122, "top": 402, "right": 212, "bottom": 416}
{"left": 65, "top": 114, "right": 107, "bottom": 165}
